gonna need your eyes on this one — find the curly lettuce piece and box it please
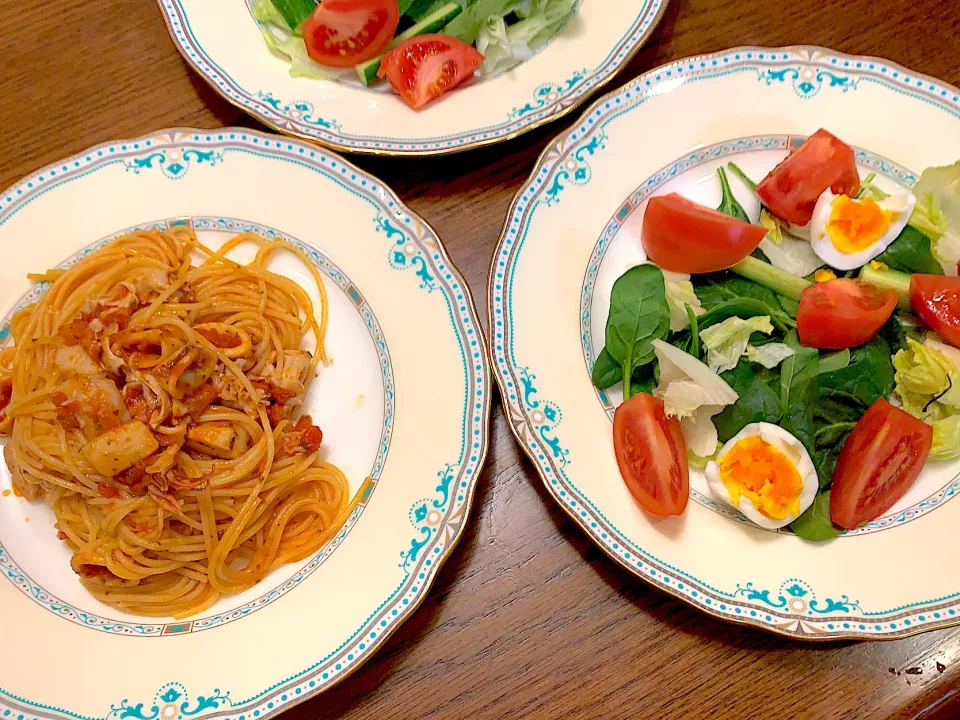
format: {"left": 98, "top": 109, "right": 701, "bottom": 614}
{"left": 651, "top": 339, "right": 738, "bottom": 457}
{"left": 661, "top": 270, "right": 704, "bottom": 332}
{"left": 910, "top": 162, "right": 960, "bottom": 272}
{"left": 699, "top": 315, "right": 774, "bottom": 374}
{"left": 893, "top": 337, "right": 960, "bottom": 419}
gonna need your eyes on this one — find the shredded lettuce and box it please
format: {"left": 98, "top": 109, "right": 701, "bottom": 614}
{"left": 252, "top": 0, "right": 288, "bottom": 27}
{"left": 652, "top": 339, "right": 738, "bottom": 456}
{"left": 910, "top": 163, "right": 960, "bottom": 273}
{"left": 745, "top": 342, "right": 794, "bottom": 369}
{"left": 662, "top": 270, "right": 704, "bottom": 332}
{"left": 699, "top": 316, "right": 774, "bottom": 374}
{"left": 450, "top": 0, "right": 576, "bottom": 74}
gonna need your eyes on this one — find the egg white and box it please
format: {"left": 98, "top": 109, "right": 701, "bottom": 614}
{"left": 705, "top": 422, "right": 818, "bottom": 530}
{"left": 809, "top": 189, "right": 917, "bottom": 271}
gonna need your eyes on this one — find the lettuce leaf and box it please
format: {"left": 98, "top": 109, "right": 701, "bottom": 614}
{"left": 699, "top": 315, "right": 774, "bottom": 373}
{"left": 758, "top": 233, "right": 824, "bottom": 277}
{"left": 746, "top": 342, "right": 794, "bottom": 369}
{"left": 893, "top": 338, "right": 960, "bottom": 419}
{"left": 931, "top": 415, "right": 960, "bottom": 460}
{"left": 252, "top": 0, "right": 288, "bottom": 27}
{"left": 652, "top": 339, "right": 738, "bottom": 456}
{"left": 449, "top": 0, "right": 576, "bottom": 72}
{"left": 662, "top": 270, "right": 704, "bottom": 332}
{"left": 910, "top": 162, "right": 960, "bottom": 272}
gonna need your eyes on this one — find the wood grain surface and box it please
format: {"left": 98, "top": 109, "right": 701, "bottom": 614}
{"left": 3, "top": 1, "right": 960, "bottom": 718}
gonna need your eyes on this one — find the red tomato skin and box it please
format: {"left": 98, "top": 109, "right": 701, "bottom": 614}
{"left": 303, "top": 0, "right": 400, "bottom": 68}
{"left": 831, "top": 398, "right": 932, "bottom": 529}
{"left": 910, "top": 275, "right": 960, "bottom": 348}
{"left": 641, "top": 194, "right": 768, "bottom": 274}
{"left": 612, "top": 393, "right": 689, "bottom": 517}
{"left": 378, "top": 35, "right": 484, "bottom": 109}
{"left": 797, "top": 279, "right": 898, "bottom": 349}
{"left": 757, "top": 129, "right": 861, "bottom": 226}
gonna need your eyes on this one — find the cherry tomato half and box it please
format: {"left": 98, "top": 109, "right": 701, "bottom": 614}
{"left": 797, "top": 279, "right": 898, "bottom": 349}
{"left": 757, "top": 129, "right": 861, "bottom": 226}
{"left": 910, "top": 274, "right": 960, "bottom": 348}
{"left": 613, "top": 393, "right": 689, "bottom": 517}
{"left": 641, "top": 194, "right": 768, "bottom": 274}
{"left": 831, "top": 398, "right": 932, "bottom": 529}
{"left": 303, "top": 0, "right": 400, "bottom": 68}
{"left": 378, "top": 34, "right": 484, "bottom": 109}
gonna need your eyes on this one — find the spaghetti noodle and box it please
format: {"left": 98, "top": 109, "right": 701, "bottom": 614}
{"left": 0, "top": 227, "right": 355, "bottom": 618}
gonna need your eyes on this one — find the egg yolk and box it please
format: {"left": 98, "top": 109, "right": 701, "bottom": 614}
{"left": 826, "top": 195, "right": 892, "bottom": 254}
{"left": 718, "top": 436, "right": 803, "bottom": 520}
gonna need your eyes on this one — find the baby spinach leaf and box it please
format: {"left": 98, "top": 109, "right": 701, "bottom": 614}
{"left": 818, "top": 349, "right": 850, "bottom": 374}
{"left": 716, "top": 167, "right": 750, "bottom": 222}
{"left": 777, "top": 295, "right": 800, "bottom": 318}
{"left": 604, "top": 264, "right": 670, "bottom": 399}
{"left": 816, "top": 336, "right": 895, "bottom": 407}
{"left": 874, "top": 226, "right": 943, "bottom": 275}
{"left": 790, "top": 490, "right": 843, "bottom": 542}
{"left": 778, "top": 332, "right": 821, "bottom": 454}
{"left": 631, "top": 363, "right": 657, "bottom": 396}
{"left": 713, "top": 359, "right": 783, "bottom": 442}
{"left": 695, "top": 277, "right": 796, "bottom": 331}
{"left": 591, "top": 347, "right": 622, "bottom": 389}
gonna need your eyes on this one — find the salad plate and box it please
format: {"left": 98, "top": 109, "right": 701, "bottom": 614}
{"left": 156, "top": 0, "right": 667, "bottom": 156}
{"left": 489, "top": 46, "right": 960, "bottom": 640}
{"left": 0, "top": 128, "right": 490, "bottom": 717}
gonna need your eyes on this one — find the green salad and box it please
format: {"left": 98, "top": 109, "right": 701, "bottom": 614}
{"left": 251, "top": 0, "right": 576, "bottom": 108}
{"left": 596, "top": 127, "right": 960, "bottom": 541}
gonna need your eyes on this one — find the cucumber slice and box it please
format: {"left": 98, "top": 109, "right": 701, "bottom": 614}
{"left": 405, "top": 0, "right": 453, "bottom": 22}
{"left": 270, "top": 0, "right": 317, "bottom": 31}
{"left": 355, "top": 2, "right": 462, "bottom": 86}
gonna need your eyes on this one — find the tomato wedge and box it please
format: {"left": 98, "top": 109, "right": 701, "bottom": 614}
{"left": 378, "top": 34, "right": 483, "bottom": 109}
{"left": 757, "top": 129, "right": 861, "bottom": 226}
{"left": 303, "top": 0, "right": 400, "bottom": 68}
{"left": 831, "top": 398, "right": 932, "bottom": 529}
{"left": 641, "top": 194, "right": 767, "bottom": 274}
{"left": 613, "top": 393, "right": 689, "bottom": 517}
{"left": 910, "top": 274, "right": 960, "bottom": 348}
{"left": 797, "top": 279, "right": 898, "bottom": 349}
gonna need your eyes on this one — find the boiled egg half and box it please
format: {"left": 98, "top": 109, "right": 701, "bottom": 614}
{"left": 705, "top": 423, "right": 818, "bottom": 529}
{"left": 809, "top": 189, "right": 916, "bottom": 271}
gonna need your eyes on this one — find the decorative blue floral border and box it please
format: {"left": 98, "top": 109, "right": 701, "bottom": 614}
{"left": 0, "top": 129, "right": 490, "bottom": 718}
{"left": 489, "top": 47, "right": 960, "bottom": 640}
{"left": 156, "top": 0, "right": 666, "bottom": 154}
{"left": 576, "top": 133, "right": 950, "bottom": 535}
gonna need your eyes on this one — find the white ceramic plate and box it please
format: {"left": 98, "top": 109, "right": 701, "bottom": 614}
{"left": 0, "top": 128, "right": 490, "bottom": 717}
{"left": 156, "top": 0, "right": 666, "bottom": 156}
{"left": 489, "top": 46, "right": 960, "bottom": 640}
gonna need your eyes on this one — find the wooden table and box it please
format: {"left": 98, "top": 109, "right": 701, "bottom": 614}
{"left": 4, "top": 1, "right": 960, "bottom": 717}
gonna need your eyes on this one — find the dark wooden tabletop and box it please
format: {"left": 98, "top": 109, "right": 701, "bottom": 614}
{"left": 4, "top": 1, "right": 960, "bottom": 718}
